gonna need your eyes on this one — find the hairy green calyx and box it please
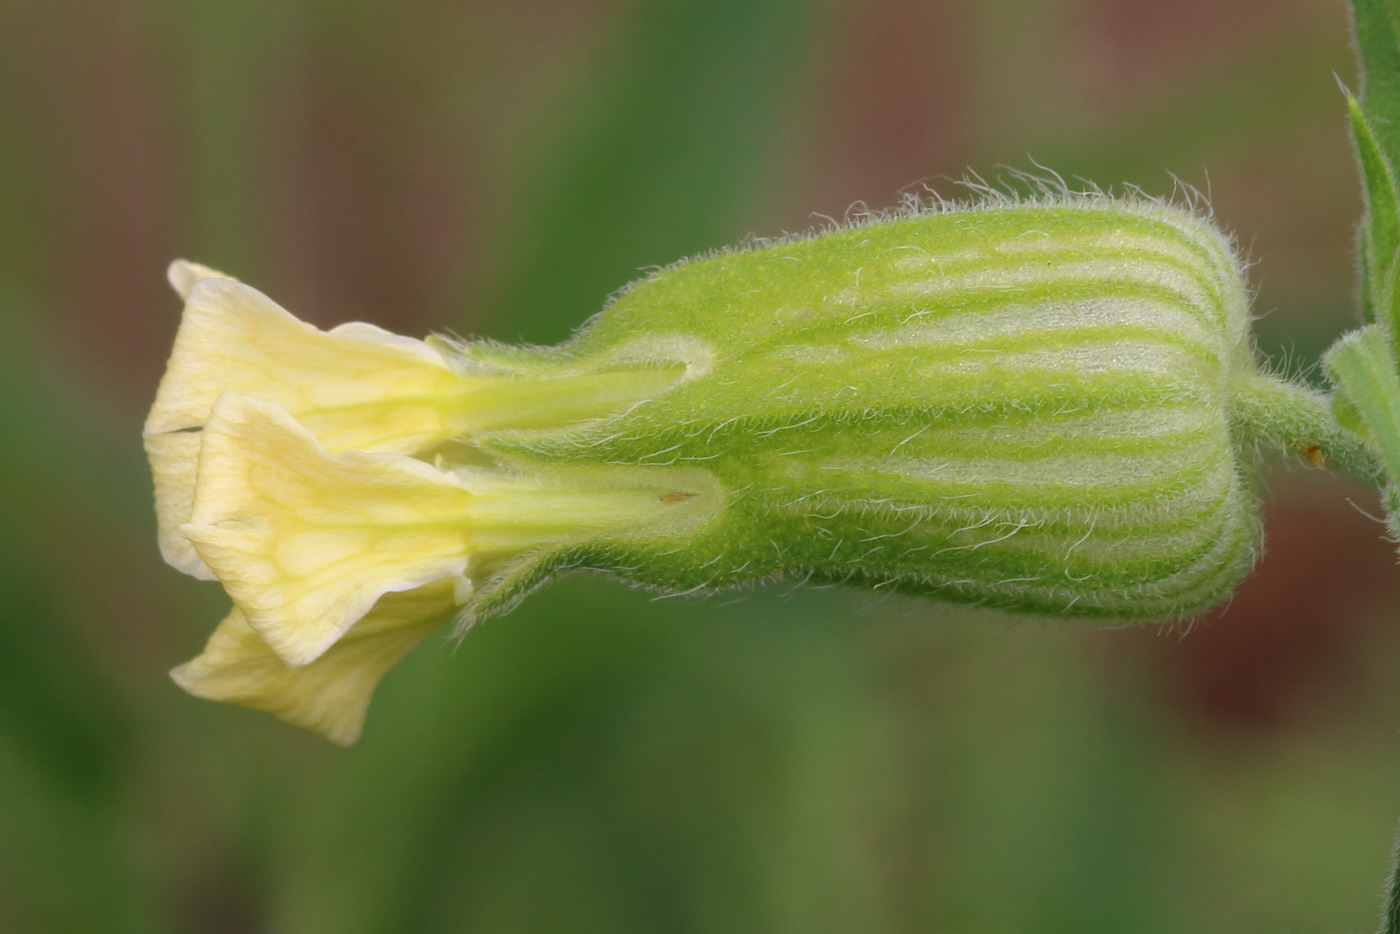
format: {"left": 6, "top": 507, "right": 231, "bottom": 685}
{"left": 456, "top": 196, "right": 1371, "bottom": 623}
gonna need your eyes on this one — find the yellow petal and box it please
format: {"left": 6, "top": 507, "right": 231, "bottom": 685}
{"left": 181, "top": 394, "right": 475, "bottom": 666}
{"left": 145, "top": 431, "right": 219, "bottom": 579}
{"left": 167, "top": 259, "right": 237, "bottom": 300}
{"left": 171, "top": 580, "right": 456, "bottom": 746}
{"left": 144, "top": 275, "right": 472, "bottom": 578}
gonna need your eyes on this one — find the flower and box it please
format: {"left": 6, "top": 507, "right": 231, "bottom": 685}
{"left": 152, "top": 263, "right": 711, "bottom": 742}
{"left": 145, "top": 261, "right": 478, "bottom": 579}
{"left": 154, "top": 194, "right": 1377, "bottom": 743}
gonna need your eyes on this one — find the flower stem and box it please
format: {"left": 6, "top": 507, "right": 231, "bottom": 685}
{"left": 1231, "top": 371, "right": 1384, "bottom": 484}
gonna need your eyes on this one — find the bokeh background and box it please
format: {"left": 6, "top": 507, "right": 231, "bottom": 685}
{"left": 3, "top": 0, "right": 1400, "bottom": 931}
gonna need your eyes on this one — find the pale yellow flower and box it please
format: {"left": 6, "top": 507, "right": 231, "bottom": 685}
{"left": 145, "top": 261, "right": 478, "bottom": 579}
{"left": 171, "top": 580, "right": 457, "bottom": 746}
{"left": 150, "top": 263, "right": 718, "bottom": 742}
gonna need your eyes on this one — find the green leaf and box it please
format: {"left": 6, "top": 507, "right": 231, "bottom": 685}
{"left": 1324, "top": 325, "right": 1400, "bottom": 495}
{"left": 1348, "top": 95, "right": 1400, "bottom": 322}
{"left": 1350, "top": 1, "right": 1400, "bottom": 344}
{"left": 1352, "top": 0, "right": 1400, "bottom": 167}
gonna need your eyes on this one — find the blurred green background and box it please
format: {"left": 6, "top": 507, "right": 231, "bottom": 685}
{"left": 3, "top": 0, "right": 1400, "bottom": 931}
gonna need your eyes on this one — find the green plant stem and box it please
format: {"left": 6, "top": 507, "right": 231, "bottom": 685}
{"left": 1381, "top": 823, "right": 1400, "bottom": 934}
{"left": 1232, "top": 372, "right": 1384, "bottom": 484}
